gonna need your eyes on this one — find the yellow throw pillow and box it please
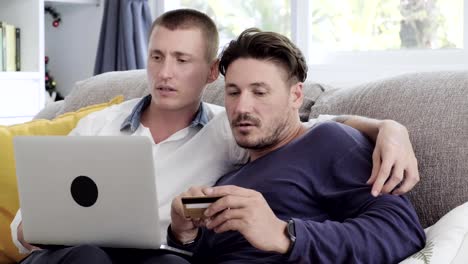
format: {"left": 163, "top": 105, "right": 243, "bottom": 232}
{"left": 0, "top": 95, "right": 123, "bottom": 263}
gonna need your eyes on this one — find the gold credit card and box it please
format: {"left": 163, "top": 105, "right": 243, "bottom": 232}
{"left": 181, "top": 196, "right": 222, "bottom": 219}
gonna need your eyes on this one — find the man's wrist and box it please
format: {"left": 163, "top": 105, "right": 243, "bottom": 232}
{"left": 170, "top": 225, "right": 199, "bottom": 245}
{"left": 274, "top": 220, "right": 292, "bottom": 254}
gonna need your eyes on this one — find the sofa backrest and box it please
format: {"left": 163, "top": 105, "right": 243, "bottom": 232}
{"left": 36, "top": 70, "right": 467, "bottom": 228}
{"left": 310, "top": 71, "right": 468, "bottom": 227}
{"left": 41, "top": 69, "right": 324, "bottom": 121}
{"left": 56, "top": 70, "right": 149, "bottom": 116}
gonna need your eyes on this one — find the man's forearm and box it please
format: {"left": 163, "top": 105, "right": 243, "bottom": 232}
{"left": 287, "top": 196, "right": 425, "bottom": 263}
{"left": 334, "top": 115, "right": 385, "bottom": 142}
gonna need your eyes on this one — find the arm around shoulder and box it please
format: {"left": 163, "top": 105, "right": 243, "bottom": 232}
{"left": 333, "top": 115, "right": 419, "bottom": 196}
{"left": 284, "top": 129, "right": 425, "bottom": 263}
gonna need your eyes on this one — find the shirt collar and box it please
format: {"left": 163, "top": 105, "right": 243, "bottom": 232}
{"left": 120, "top": 94, "right": 209, "bottom": 132}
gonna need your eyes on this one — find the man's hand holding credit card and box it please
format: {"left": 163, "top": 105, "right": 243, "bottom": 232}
{"left": 182, "top": 196, "right": 222, "bottom": 219}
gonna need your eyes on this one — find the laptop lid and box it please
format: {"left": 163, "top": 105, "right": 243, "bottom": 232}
{"left": 14, "top": 136, "right": 161, "bottom": 249}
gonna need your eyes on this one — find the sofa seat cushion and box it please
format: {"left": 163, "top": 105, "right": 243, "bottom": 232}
{"left": 0, "top": 95, "right": 123, "bottom": 263}
{"left": 309, "top": 71, "right": 468, "bottom": 228}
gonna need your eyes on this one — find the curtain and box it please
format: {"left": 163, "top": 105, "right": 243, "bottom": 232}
{"left": 94, "top": 0, "right": 152, "bottom": 75}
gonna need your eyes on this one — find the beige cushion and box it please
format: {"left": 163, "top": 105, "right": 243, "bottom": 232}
{"left": 309, "top": 71, "right": 468, "bottom": 228}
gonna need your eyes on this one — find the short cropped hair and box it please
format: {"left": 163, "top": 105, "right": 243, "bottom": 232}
{"left": 219, "top": 28, "right": 308, "bottom": 84}
{"left": 151, "top": 9, "right": 219, "bottom": 62}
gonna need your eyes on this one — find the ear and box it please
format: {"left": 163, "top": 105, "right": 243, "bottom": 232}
{"left": 207, "top": 59, "right": 220, "bottom": 84}
{"left": 290, "top": 82, "right": 304, "bottom": 110}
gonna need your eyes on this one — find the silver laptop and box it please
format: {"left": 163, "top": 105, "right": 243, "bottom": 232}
{"left": 14, "top": 136, "right": 163, "bottom": 250}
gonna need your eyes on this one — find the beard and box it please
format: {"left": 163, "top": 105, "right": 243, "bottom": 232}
{"left": 231, "top": 112, "right": 291, "bottom": 150}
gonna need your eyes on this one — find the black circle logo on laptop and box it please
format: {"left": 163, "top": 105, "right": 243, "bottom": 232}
{"left": 70, "top": 176, "right": 98, "bottom": 207}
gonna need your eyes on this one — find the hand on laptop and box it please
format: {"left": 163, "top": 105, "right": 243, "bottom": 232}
{"left": 170, "top": 186, "right": 209, "bottom": 244}
{"left": 18, "top": 221, "right": 41, "bottom": 252}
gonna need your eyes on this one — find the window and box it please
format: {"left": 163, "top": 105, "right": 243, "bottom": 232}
{"left": 177, "top": 0, "right": 290, "bottom": 40}
{"left": 159, "top": 0, "right": 290, "bottom": 52}
{"left": 152, "top": 0, "right": 467, "bottom": 85}
{"left": 299, "top": 0, "right": 467, "bottom": 67}
{"left": 311, "top": 0, "right": 463, "bottom": 51}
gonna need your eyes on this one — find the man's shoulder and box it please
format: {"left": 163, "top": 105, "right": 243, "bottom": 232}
{"left": 69, "top": 97, "right": 143, "bottom": 135}
{"left": 309, "top": 121, "right": 348, "bottom": 135}
{"left": 82, "top": 97, "right": 141, "bottom": 120}
{"left": 307, "top": 121, "right": 373, "bottom": 153}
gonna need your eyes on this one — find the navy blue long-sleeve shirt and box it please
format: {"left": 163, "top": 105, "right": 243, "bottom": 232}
{"left": 168, "top": 122, "right": 425, "bottom": 263}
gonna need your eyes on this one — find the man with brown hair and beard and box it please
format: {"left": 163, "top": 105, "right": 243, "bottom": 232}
{"left": 168, "top": 28, "right": 425, "bottom": 264}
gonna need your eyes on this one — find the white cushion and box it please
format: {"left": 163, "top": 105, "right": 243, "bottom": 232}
{"left": 400, "top": 201, "right": 468, "bottom": 263}
{"left": 451, "top": 232, "right": 468, "bottom": 264}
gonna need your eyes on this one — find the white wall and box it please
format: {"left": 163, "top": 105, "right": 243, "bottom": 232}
{"left": 45, "top": 3, "right": 103, "bottom": 96}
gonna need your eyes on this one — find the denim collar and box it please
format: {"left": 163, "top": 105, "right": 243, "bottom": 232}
{"left": 120, "top": 94, "right": 209, "bottom": 132}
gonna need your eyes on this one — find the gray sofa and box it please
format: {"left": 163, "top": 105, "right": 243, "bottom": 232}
{"left": 37, "top": 70, "right": 468, "bottom": 229}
